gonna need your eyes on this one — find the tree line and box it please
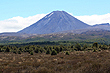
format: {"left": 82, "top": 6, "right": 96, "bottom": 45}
{"left": 0, "top": 42, "right": 110, "bottom": 55}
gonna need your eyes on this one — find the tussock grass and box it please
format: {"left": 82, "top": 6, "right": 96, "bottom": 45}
{"left": 0, "top": 50, "right": 110, "bottom": 73}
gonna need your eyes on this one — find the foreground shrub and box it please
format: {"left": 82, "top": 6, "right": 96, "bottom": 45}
{"left": 30, "top": 51, "right": 34, "bottom": 55}
{"left": 34, "top": 48, "right": 40, "bottom": 53}
{"left": 55, "top": 47, "right": 60, "bottom": 53}
{"left": 101, "top": 44, "right": 108, "bottom": 50}
{"left": 13, "top": 50, "right": 17, "bottom": 54}
{"left": 93, "top": 42, "right": 98, "bottom": 48}
{"left": 82, "top": 44, "right": 87, "bottom": 50}
{"left": 51, "top": 50, "right": 57, "bottom": 55}
{"left": 75, "top": 43, "right": 81, "bottom": 51}
{"left": 46, "top": 49, "right": 51, "bottom": 54}
{"left": 93, "top": 49, "right": 97, "bottom": 52}
{"left": 18, "top": 51, "right": 21, "bottom": 54}
{"left": 65, "top": 51, "right": 70, "bottom": 55}
{"left": 5, "top": 47, "right": 10, "bottom": 52}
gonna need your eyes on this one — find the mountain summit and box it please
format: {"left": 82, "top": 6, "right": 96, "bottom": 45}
{"left": 18, "top": 11, "right": 90, "bottom": 34}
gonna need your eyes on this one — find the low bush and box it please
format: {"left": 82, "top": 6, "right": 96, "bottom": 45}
{"left": 51, "top": 50, "right": 57, "bottom": 55}
{"left": 65, "top": 51, "right": 70, "bottom": 55}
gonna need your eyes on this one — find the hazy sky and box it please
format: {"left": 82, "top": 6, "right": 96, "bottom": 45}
{"left": 0, "top": 0, "right": 110, "bottom": 33}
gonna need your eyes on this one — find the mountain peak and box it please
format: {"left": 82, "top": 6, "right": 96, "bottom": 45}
{"left": 52, "top": 10, "right": 65, "bottom": 12}
{"left": 18, "top": 11, "right": 90, "bottom": 34}
{"left": 46, "top": 10, "right": 66, "bottom": 16}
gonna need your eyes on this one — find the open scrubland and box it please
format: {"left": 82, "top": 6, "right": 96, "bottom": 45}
{"left": 0, "top": 42, "right": 110, "bottom": 73}
{"left": 0, "top": 50, "right": 110, "bottom": 73}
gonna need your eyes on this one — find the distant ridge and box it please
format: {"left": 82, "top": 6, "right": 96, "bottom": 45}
{"left": 18, "top": 11, "right": 90, "bottom": 34}
{"left": 93, "top": 23, "right": 109, "bottom": 27}
{"left": 92, "top": 23, "right": 110, "bottom": 30}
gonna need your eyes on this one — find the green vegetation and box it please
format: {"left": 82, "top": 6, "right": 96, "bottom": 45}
{"left": 0, "top": 41, "right": 109, "bottom": 55}
{"left": 0, "top": 41, "right": 110, "bottom": 72}
{"left": 0, "top": 30, "right": 110, "bottom": 72}
{"left": 51, "top": 50, "right": 57, "bottom": 55}
{"left": 93, "top": 42, "right": 98, "bottom": 48}
{"left": 30, "top": 51, "right": 34, "bottom": 55}
{"left": 75, "top": 43, "right": 81, "bottom": 51}
{"left": 65, "top": 51, "right": 70, "bottom": 55}
{"left": 46, "top": 49, "right": 51, "bottom": 54}
{"left": 1, "top": 30, "right": 110, "bottom": 45}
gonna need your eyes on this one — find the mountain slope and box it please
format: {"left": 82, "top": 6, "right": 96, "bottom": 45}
{"left": 92, "top": 23, "right": 110, "bottom": 30}
{"left": 18, "top": 11, "right": 90, "bottom": 34}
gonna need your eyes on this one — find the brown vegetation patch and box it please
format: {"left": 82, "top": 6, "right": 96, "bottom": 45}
{"left": 0, "top": 50, "right": 110, "bottom": 73}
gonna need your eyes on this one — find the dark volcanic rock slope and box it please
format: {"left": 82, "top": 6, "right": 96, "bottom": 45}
{"left": 18, "top": 11, "right": 90, "bottom": 34}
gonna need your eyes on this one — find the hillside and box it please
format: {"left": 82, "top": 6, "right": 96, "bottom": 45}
{"left": 0, "top": 29, "right": 110, "bottom": 45}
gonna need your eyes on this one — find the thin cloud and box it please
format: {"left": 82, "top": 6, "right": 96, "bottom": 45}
{"left": 0, "top": 13, "right": 110, "bottom": 33}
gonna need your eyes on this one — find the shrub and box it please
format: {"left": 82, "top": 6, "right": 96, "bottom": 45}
{"left": 39, "top": 48, "right": 45, "bottom": 53}
{"left": 101, "top": 44, "right": 108, "bottom": 50}
{"left": 60, "top": 47, "right": 63, "bottom": 52}
{"left": 65, "top": 51, "right": 70, "bottom": 55}
{"left": 75, "top": 43, "right": 81, "bottom": 51}
{"left": 13, "top": 50, "right": 17, "bottom": 54}
{"left": 93, "top": 49, "right": 97, "bottom": 52}
{"left": 0, "top": 48, "right": 2, "bottom": 52}
{"left": 46, "top": 49, "right": 51, "bottom": 54}
{"left": 55, "top": 47, "right": 60, "bottom": 53}
{"left": 71, "top": 45, "right": 74, "bottom": 48}
{"left": 5, "top": 47, "right": 10, "bottom": 52}
{"left": 93, "top": 42, "right": 98, "bottom": 48}
{"left": 18, "top": 51, "right": 21, "bottom": 54}
{"left": 82, "top": 44, "right": 87, "bottom": 50}
{"left": 28, "top": 48, "right": 33, "bottom": 53}
{"left": 34, "top": 48, "right": 40, "bottom": 53}
{"left": 30, "top": 51, "right": 34, "bottom": 55}
{"left": 51, "top": 50, "right": 57, "bottom": 55}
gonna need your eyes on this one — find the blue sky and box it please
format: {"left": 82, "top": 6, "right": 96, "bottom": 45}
{"left": 0, "top": 0, "right": 110, "bottom": 20}
{"left": 0, "top": 0, "right": 110, "bottom": 33}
